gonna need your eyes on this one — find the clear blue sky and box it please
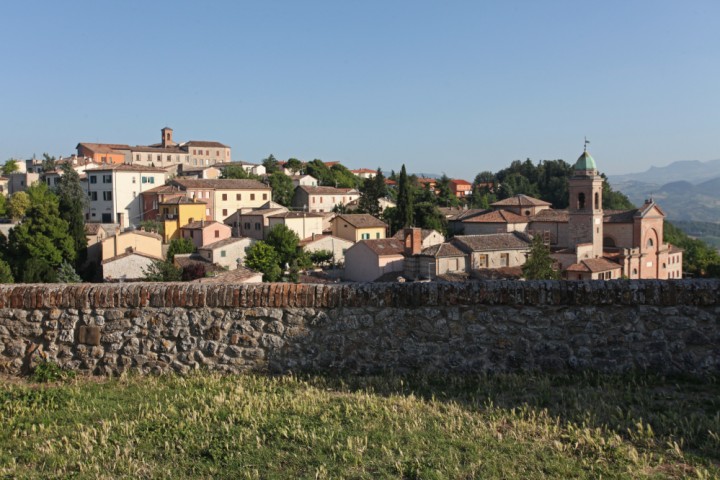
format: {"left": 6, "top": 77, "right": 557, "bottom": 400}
{"left": 1, "top": 0, "right": 718, "bottom": 179}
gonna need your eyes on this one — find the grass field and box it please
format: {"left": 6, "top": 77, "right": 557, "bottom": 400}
{"left": 0, "top": 371, "right": 718, "bottom": 479}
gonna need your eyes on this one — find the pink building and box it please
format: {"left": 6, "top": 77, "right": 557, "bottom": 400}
{"left": 180, "top": 220, "right": 232, "bottom": 248}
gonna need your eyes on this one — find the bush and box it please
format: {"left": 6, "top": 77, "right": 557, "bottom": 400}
{"left": 30, "top": 361, "right": 76, "bottom": 383}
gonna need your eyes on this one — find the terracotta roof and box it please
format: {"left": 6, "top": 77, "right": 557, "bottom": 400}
{"left": 90, "top": 164, "right": 168, "bottom": 173}
{"left": 297, "top": 185, "right": 358, "bottom": 195}
{"left": 199, "top": 237, "right": 249, "bottom": 250}
{"left": 416, "top": 177, "right": 437, "bottom": 185}
{"left": 669, "top": 244, "right": 684, "bottom": 254}
{"left": 130, "top": 145, "right": 187, "bottom": 154}
{"left": 603, "top": 209, "right": 637, "bottom": 223}
{"left": 491, "top": 194, "right": 552, "bottom": 207}
{"left": 450, "top": 179, "right": 472, "bottom": 186}
{"left": 566, "top": 257, "right": 622, "bottom": 273}
{"left": 142, "top": 185, "right": 183, "bottom": 194}
{"left": 183, "top": 140, "right": 229, "bottom": 148}
{"left": 471, "top": 266, "right": 524, "bottom": 280}
{"left": 77, "top": 143, "right": 131, "bottom": 153}
{"left": 172, "top": 178, "right": 270, "bottom": 190}
{"left": 333, "top": 214, "right": 387, "bottom": 228}
{"left": 160, "top": 197, "right": 205, "bottom": 205}
{"left": 453, "top": 208, "right": 491, "bottom": 221}
{"left": 268, "top": 211, "right": 326, "bottom": 219}
{"left": 419, "top": 242, "right": 466, "bottom": 258}
{"left": 240, "top": 208, "right": 287, "bottom": 217}
{"left": 84, "top": 223, "right": 106, "bottom": 235}
{"left": 451, "top": 232, "right": 532, "bottom": 252}
{"left": 392, "top": 229, "right": 442, "bottom": 242}
{"left": 182, "top": 220, "right": 226, "bottom": 230}
{"left": 385, "top": 179, "right": 397, "bottom": 186}
{"left": 529, "top": 209, "right": 569, "bottom": 222}
{"left": 351, "top": 168, "right": 376, "bottom": 174}
{"left": 461, "top": 209, "right": 528, "bottom": 224}
{"left": 101, "top": 250, "right": 162, "bottom": 265}
{"left": 357, "top": 238, "right": 405, "bottom": 256}
{"left": 193, "top": 267, "right": 262, "bottom": 284}
{"left": 438, "top": 206, "right": 469, "bottom": 220}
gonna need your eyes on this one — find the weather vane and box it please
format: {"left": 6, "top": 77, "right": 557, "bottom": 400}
{"left": 584, "top": 137, "right": 590, "bottom": 152}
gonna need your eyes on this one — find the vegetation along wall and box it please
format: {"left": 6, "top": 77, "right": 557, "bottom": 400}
{"left": 0, "top": 281, "right": 718, "bottom": 376}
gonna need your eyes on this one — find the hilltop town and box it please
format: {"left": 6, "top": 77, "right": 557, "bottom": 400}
{"left": 0, "top": 127, "right": 683, "bottom": 284}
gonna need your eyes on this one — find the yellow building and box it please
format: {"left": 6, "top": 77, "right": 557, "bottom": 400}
{"left": 101, "top": 230, "right": 163, "bottom": 261}
{"left": 159, "top": 198, "right": 207, "bottom": 242}
{"left": 331, "top": 214, "right": 387, "bottom": 243}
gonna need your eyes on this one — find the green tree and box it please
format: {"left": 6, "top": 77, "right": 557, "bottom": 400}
{"left": 435, "top": 174, "right": 460, "bottom": 207}
{"left": 7, "top": 183, "right": 75, "bottom": 282}
{"left": 413, "top": 202, "right": 447, "bottom": 235}
{"left": 167, "top": 238, "right": 195, "bottom": 262}
{"left": 0, "top": 259, "right": 13, "bottom": 283}
{"left": 285, "top": 158, "right": 303, "bottom": 174}
{"left": 262, "top": 154, "right": 280, "bottom": 174}
{"left": 522, "top": 235, "right": 560, "bottom": 280}
{"left": 56, "top": 164, "right": 88, "bottom": 268}
{"left": 265, "top": 224, "right": 304, "bottom": 268}
{"left": 357, "top": 168, "right": 387, "bottom": 217}
{"left": 310, "top": 249, "right": 333, "bottom": 267}
{"left": 330, "top": 164, "right": 361, "bottom": 188}
{"left": 267, "top": 172, "right": 294, "bottom": 206}
{"left": 245, "top": 241, "right": 282, "bottom": 282}
{"left": 305, "top": 160, "right": 334, "bottom": 186}
{"left": 2, "top": 159, "right": 19, "bottom": 175}
{"left": 394, "top": 165, "right": 414, "bottom": 232}
{"left": 7, "top": 192, "right": 30, "bottom": 220}
{"left": 0, "top": 194, "right": 7, "bottom": 218}
{"left": 142, "top": 260, "right": 182, "bottom": 281}
{"left": 221, "top": 165, "right": 253, "bottom": 179}
{"left": 57, "top": 261, "right": 82, "bottom": 283}
{"left": 41, "top": 153, "right": 56, "bottom": 173}
{"left": 664, "top": 221, "right": 720, "bottom": 277}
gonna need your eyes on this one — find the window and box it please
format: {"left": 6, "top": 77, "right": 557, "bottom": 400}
{"left": 222, "top": 209, "right": 228, "bottom": 216}
{"left": 215, "top": 230, "right": 220, "bottom": 238}
{"left": 149, "top": 177, "right": 155, "bottom": 184}
{"left": 222, "top": 194, "right": 227, "bottom": 201}
{"left": 141, "top": 176, "right": 147, "bottom": 184}
{"left": 646, "top": 238, "right": 654, "bottom": 248}
{"left": 133, "top": 192, "right": 136, "bottom": 198}
{"left": 594, "top": 192, "right": 599, "bottom": 209}
{"left": 90, "top": 191, "right": 98, "bottom": 201}
{"left": 255, "top": 223, "right": 261, "bottom": 230}
{"left": 500, "top": 253, "right": 509, "bottom": 267}
{"left": 147, "top": 154, "right": 152, "bottom": 161}
{"left": 103, "top": 175, "right": 112, "bottom": 183}
{"left": 205, "top": 150, "right": 209, "bottom": 155}
{"left": 157, "top": 155, "right": 161, "bottom": 162}
{"left": 216, "top": 151, "right": 220, "bottom": 156}
{"left": 103, "top": 191, "right": 112, "bottom": 201}
{"left": 578, "top": 192, "right": 585, "bottom": 209}
{"left": 132, "top": 177, "right": 136, "bottom": 183}
{"left": 167, "top": 155, "right": 171, "bottom": 162}
{"left": 236, "top": 194, "right": 241, "bottom": 200}
{"left": 135, "top": 154, "right": 140, "bottom": 161}
{"left": 193, "top": 149, "right": 197, "bottom": 155}
{"left": 361, "top": 233, "right": 370, "bottom": 240}
{"left": 90, "top": 176, "right": 98, "bottom": 184}
{"left": 263, "top": 193, "right": 267, "bottom": 200}
{"left": 376, "top": 232, "right": 380, "bottom": 238}
{"left": 244, "top": 222, "right": 251, "bottom": 229}
{"left": 250, "top": 194, "right": 255, "bottom": 201}
{"left": 220, "top": 250, "right": 226, "bottom": 257}
{"left": 478, "top": 254, "right": 488, "bottom": 268}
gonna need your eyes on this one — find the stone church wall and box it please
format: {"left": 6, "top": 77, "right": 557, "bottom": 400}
{"left": 0, "top": 281, "right": 718, "bottom": 376}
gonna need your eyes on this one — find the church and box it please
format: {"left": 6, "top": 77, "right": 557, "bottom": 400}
{"left": 455, "top": 148, "right": 683, "bottom": 280}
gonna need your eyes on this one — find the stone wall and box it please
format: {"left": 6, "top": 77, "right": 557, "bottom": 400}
{"left": 0, "top": 280, "right": 718, "bottom": 376}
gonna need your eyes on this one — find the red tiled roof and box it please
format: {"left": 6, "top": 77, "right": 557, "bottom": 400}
{"left": 297, "top": 186, "right": 358, "bottom": 195}
{"left": 357, "top": 238, "right": 404, "bottom": 256}
{"left": 419, "top": 242, "right": 466, "bottom": 258}
{"left": 90, "top": 164, "right": 168, "bottom": 173}
{"left": 450, "top": 179, "right": 472, "bottom": 186}
{"left": 172, "top": 178, "right": 270, "bottom": 190}
{"left": 451, "top": 232, "right": 532, "bottom": 252}
{"left": 182, "top": 221, "right": 226, "bottom": 230}
{"left": 462, "top": 209, "right": 528, "bottom": 224}
{"left": 529, "top": 209, "right": 569, "bottom": 222}
{"left": 333, "top": 214, "right": 387, "bottom": 228}
{"left": 183, "top": 140, "right": 229, "bottom": 148}
{"left": 491, "top": 194, "right": 552, "bottom": 207}
{"left": 566, "top": 257, "right": 622, "bottom": 273}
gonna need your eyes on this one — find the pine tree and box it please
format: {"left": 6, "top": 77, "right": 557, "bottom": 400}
{"left": 57, "top": 164, "right": 88, "bottom": 268}
{"left": 395, "top": 164, "right": 414, "bottom": 231}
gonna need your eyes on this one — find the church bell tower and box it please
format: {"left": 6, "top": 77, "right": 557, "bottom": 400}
{"left": 568, "top": 142, "right": 604, "bottom": 258}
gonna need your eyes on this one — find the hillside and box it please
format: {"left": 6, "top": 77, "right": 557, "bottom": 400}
{"left": 609, "top": 158, "right": 720, "bottom": 185}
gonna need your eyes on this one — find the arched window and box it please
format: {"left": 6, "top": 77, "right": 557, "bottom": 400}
{"left": 594, "top": 192, "right": 599, "bottom": 209}
{"left": 603, "top": 237, "right": 616, "bottom": 247}
{"left": 632, "top": 268, "right": 638, "bottom": 276}
{"left": 646, "top": 237, "right": 654, "bottom": 248}
{"left": 578, "top": 192, "right": 586, "bottom": 210}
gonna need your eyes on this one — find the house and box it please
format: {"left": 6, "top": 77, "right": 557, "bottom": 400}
{"left": 449, "top": 179, "right": 472, "bottom": 198}
{"left": 267, "top": 211, "right": 325, "bottom": 240}
{"left": 176, "top": 165, "right": 223, "bottom": 179}
{"left": 191, "top": 266, "right": 263, "bottom": 284}
{"left": 292, "top": 186, "right": 360, "bottom": 213}
{"left": 170, "top": 178, "right": 272, "bottom": 222}
{"left": 180, "top": 220, "right": 232, "bottom": 249}
{"left": 343, "top": 238, "right": 405, "bottom": 282}
{"left": 216, "top": 161, "right": 266, "bottom": 177}
{"left": 78, "top": 127, "right": 232, "bottom": 171}
{"left": 159, "top": 197, "right": 207, "bottom": 243}
{"left": 84, "top": 164, "right": 167, "bottom": 228}
{"left": 141, "top": 185, "right": 188, "bottom": 221}
{"left": 350, "top": 168, "right": 377, "bottom": 179}
{"left": 416, "top": 177, "right": 438, "bottom": 193}
{"left": 345, "top": 196, "right": 397, "bottom": 213}
{"left": 197, "top": 237, "right": 255, "bottom": 270}
{"left": 402, "top": 228, "right": 468, "bottom": 280}
{"left": 331, "top": 214, "right": 387, "bottom": 242}
{"left": 85, "top": 223, "right": 116, "bottom": 268}
{"left": 391, "top": 228, "right": 445, "bottom": 249}
{"left": 7, "top": 171, "right": 40, "bottom": 194}
{"left": 101, "top": 230, "right": 163, "bottom": 262}
{"left": 450, "top": 233, "right": 533, "bottom": 270}
{"left": 224, "top": 202, "right": 289, "bottom": 239}
{"left": 491, "top": 194, "right": 552, "bottom": 217}
{"left": 455, "top": 209, "right": 529, "bottom": 235}
{"left": 0, "top": 177, "right": 8, "bottom": 196}
{"left": 102, "top": 251, "right": 163, "bottom": 282}
{"left": 299, "top": 234, "right": 354, "bottom": 265}
{"left": 289, "top": 174, "right": 318, "bottom": 187}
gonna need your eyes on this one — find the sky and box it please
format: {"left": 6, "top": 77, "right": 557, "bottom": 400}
{"left": 1, "top": 0, "right": 719, "bottom": 179}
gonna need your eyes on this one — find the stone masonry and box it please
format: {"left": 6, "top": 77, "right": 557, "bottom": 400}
{"left": 0, "top": 281, "right": 718, "bottom": 376}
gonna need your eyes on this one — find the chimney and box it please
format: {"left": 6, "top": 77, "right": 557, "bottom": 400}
{"left": 403, "top": 227, "right": 422, "bottom": 256}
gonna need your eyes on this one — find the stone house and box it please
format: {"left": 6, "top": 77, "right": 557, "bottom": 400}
{"left": 197, "top": 237, "right": 255, "bottom": 270}
{"left": 343, "top": 238, "right": 405, "bottom": 282}
{"left": 180, "top": 220, "right": 232, "bottom": 249}
{"left": 450, "top": 233, "right": 533, "bottom": 270}
{"left": 391, "top": 228, "right": 445, "bottom": 249}
{"left": 299, "top": 234, "right": 354, "bottom": 265}
{"left": 331, "top": 214, "right": 387, "bottom": 242}
{"left": 102, "top": 251, "right": 162, "bottom": 282}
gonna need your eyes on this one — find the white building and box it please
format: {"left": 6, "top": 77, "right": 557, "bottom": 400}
{"left": 84, "top": 164, "right": 167, "bottom": 228}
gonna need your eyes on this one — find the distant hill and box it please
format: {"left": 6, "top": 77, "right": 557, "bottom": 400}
{"left": 609, "top": 159, "right": 720, "bottom": 185}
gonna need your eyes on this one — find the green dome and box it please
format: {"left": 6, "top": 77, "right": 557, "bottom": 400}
{"left": 574, "top": 151, "right": 597, "bottom": 171}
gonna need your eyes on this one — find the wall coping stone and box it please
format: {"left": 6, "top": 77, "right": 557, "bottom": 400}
{"left": 0, "top": 279, "right": 718, "bottom": 310}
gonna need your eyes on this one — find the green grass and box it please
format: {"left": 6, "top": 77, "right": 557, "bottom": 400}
{"left": 0, "top": 372, "right": 718, "bottom": 479}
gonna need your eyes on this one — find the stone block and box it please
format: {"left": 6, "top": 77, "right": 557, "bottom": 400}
{"left": 78, "top": 325, "right": 101, "bottom": 346}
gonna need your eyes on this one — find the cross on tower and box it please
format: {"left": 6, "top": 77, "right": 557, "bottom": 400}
{"left": 584, "top": 137, "right": 590, "bottom": 152}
